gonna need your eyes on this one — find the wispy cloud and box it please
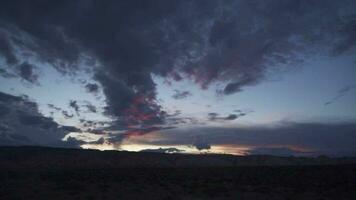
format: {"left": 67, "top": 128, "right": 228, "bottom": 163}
{"left": 172, "top": 90, "right": 192, "bottom": 100}
{"left": 324, "top": 85, "right": 355, "bottom": 106}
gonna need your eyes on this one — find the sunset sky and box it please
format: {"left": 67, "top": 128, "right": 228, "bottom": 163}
{"left": 1, "top": 0, "right": 356, "bottom": 156}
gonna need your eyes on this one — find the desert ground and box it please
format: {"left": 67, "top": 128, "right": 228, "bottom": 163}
{"left": 0, "top": 146, "right": 355, "bottom": 200}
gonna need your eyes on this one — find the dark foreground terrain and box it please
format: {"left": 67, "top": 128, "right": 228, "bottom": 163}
{"left": 0, "top": 146, "right": 356, "bottom": 200}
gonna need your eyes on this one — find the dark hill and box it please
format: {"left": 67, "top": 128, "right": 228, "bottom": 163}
{"left": 1, "top": 146, "right": 356, "bottom": 168}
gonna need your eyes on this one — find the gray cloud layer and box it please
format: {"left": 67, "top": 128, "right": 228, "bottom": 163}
{"left": 0, "top": 91, "right": 80, "bottom": 147}
{"left": 139, "top": 122, "right": 356, "bottom": 156}
{"left": 1, "top": 0, "right": 355, "bottom": 130}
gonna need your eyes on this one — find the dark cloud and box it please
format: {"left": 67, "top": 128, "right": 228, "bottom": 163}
{"left": 62, "top": 110, "right": 74, "bottom": 119}
{"left": 234, "top": 109, "right": 253, "bottom": 114}
{"left": 225, "top": 114, "right": 238, "bottom": 120}
{"left": 0, "top": 104, "right": 10, "bottom": 116}
{"left": 208, "top": 113, "right": 219, "bottom": 119}
{"left": 0, "top": 33, "right": 18, "bottom": 65}
{"left": 0, "top": 68, "right": 16, "bottom": 78}
{"left": 208, "top": 109, "right": 253, "bottom": 121}
{"left": 172, "top": 90, "right": 192, "bottom": 100}
{"left": 0, "top": 91, "right": 22, "bottom": 103}
{"left": 332, "top": 15, "right": 356, "bottom": 55}
{"left": 69, "top": 100, "right": 80, "bottom": 114}
{"left": 145, "top": 122, "right": 356, "bottom": 156}
{"left": 78, "top": 101, "right": 98, "bottom": 113}
{"left": 105, "top": 126, "right": 176, "bottom": 145}
{"left": 193, "top": 136, "right": 211, "bottom": 151}
{"left": 0, "top": 91, "right": 79, "bottom": 147}
{"left": 324, "top": 85, "right": 355, "bottom": 106}
{"left": 166, "top": 117, "right": 200, "bottom": 126}
{"left": 79, "top": 119, "right": 110, "bottom": 129}
{"left": 164, "top": 110, "right": 197, "bottom": 126}
{"left": 84, "top": 103, "right": 97, "bottom": 113}
{"left": 63, "top": 137, "right": 85, "bottom": 147}
{"left": 61, "top": 125, "right": 80, "bottom": 132}
{"left": 223, "top": 76, "right": 259, "bottom": 95}
{"left": 67, "top": 137, "right": 105, "bottom": 147}
{"left": 64, "top": 101, "right": 98, "bottom": 117}
{"left": 85, "top": 83, "right": 99, "bottom": 94}
{"left": 88, "top": 137, "right": 105, "bottom": 145}
{"left": 122, "top": 126, "right": 175, "bottom": 140}
{"left": 1, "top": 0, "right": 356, "bottom": 133}
{"left": 19, "top": 114, "right": 58, "bottom": 129}
{"left": 47, "top": 104, "right": 61, "bottom": 111}
{"left": 94, "top": 72, "right": 165, "bottom": 129}
{"left": 17, "top": 62, "right": 38, "bottom": 83}
{"left": 168, "top": 110, "right": 182, "bottom": 117}
{"left": 79, "top": 119, "right": 93, "bottom": 128}
{"left": 140, "top": 147, "right": 184, "bottom": 154}
{"left": 208, "top": 113, "right": 240, "bottom": 121}
{"left": 245, "top": 147, "right": 312, "bottom": 157}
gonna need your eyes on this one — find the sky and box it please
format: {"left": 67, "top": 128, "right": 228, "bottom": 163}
{"left": 0, "top": 0, "right": 356, "bottom": 156}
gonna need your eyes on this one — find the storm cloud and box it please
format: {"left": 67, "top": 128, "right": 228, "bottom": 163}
{"left": 0, "top": 91, "right": 79, "bottom": 147}
{"left": 17, "top": 62, "right": 38, "bottom": 84}
{"left": 85, "top": 83, "right": 99, "bottom": 94}
{"left": 1, "top": 0, "right": 356, "bottom": 145}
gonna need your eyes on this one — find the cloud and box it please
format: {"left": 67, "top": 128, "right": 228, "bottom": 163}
{"left": 121, "top": 126, "right": 175, "bottom": 143}
{"left": 47, "top": 104, "right": 61, "bottom": 111}
{"left": 85, "top": 83, "right": 99, "bottom": 94}
{"left": 18, "top": 114, "right": 58, "bottom": 129}
{"left": 0, "top": 91, "right": 22, "bottom": 102}
{"left": 166, "top": 116, "right": 200, "bottom": 126}
{"left": 0, "top": 68, "right": 16, "bottom": 78}
{"left": 69, "top": 100, "right": 80, "bottom": 114}
{"left": 84, "top": 103, "right": 97, "bottom": 113}
{"left": 193, "top": 136, "right": 211, "bottom": 151}
{"left": 17, "top": 62, "right": 38, "bottom": 84}
{"left": 140, "top": 147, "right": 184, "bottom": 154}
{"left": 66, "top": 137, "right": 105, "bottom": 147}
{"left": 225, "top": 114, "right": 238, "bottom": 120}
{"left": 245, "top": 147, "right": 312, "bottom": 157}
{"left": 79, "top": 119, "right": 111, "bottom": 130}
{"left": 172, "top": 90, "right": 192, "bottom": 100}
{"left": 62, "top": 110, "right": 74, "bottom": 119}
{"left": 80, "top": 101, "right": 97, "bottom": 113}
{"left": 208, "top": 113, "right": 219, "bottom": 119}
{"left": 1, "top": 0, "right": 356, "bottom": 134}
{"left": 0, "top": 91, "right": 79, "bottom": 147}
{"left": 208, "top": 113, "right": 244, "bottom": 121}
{"left": 94, "top": 72, "right": 164, "bottom": 129}
{"left": 61, "top": 126, "right": 81, "bottom": 133}
{"left": 0, "top": 33, "right": 18, "bottom": 65}
{"left": 167, "top": 110, "right": 182, "bottom": 117}
{"left": 134, "top": 122, "right": 356, "bottom": 156}
{"left": 222, "top": 76, "right": 259, "bottom": 95}
{"left": 324, "top": 85, "right": 355, "bottom": 106}
{"left": 0, "top": 104, "right": 10, "bottom": 116}
{"left": 63, "top": 101, "right": 98, "bottom": 117}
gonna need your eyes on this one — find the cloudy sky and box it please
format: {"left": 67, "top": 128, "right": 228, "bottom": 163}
{"left": 1, "top": 0, "right": 356, "bottom": 156}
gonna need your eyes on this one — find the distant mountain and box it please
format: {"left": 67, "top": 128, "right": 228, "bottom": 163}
{"left": 1, "top": 146, "right": 355, "bottom": 169}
